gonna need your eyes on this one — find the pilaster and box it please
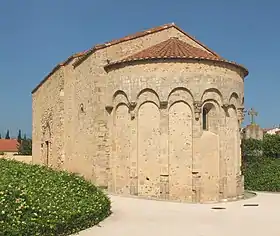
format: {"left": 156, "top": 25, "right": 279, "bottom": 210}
{"left": 159, "top": 101, "right": 169, "bottom": 199}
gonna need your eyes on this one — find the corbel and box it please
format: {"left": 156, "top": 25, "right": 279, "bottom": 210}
{"left": 129, "top": 101, "right": 137, "bottom": 120}
{"left": 193, "top": 101, "right": 202, "bottom": 120}
{"left": 105, "top": 105, "right": 113, "bottom": 114}
{"left": 160, "top": 101, "right": 168, "bottom": 109}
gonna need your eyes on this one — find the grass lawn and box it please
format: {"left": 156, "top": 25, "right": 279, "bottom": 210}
{"left": 0, "top": 159, "right": 111, "bottom": 236}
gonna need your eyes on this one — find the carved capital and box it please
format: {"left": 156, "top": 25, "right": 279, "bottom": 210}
{"left": 237, "top": 107, "right": 245, "bottom": 123}
{"left": 221, "top": 103, "right": 230, "bottom": 110}
{"left": 128, "top": 101, "right": 137, "bottom": 120}
{"left": 105, "top": 105, "right": 113, "bottom": 114}
{"left": 129, "top": 101, "right": 137, "bottom": 110}
{"left": 130, "top": 111, "right": 136, "bottom": 120}
{"left": 193, "top": 101, "right": 202, "bottom": 120}
{"left": 160, "top": 101, "right": 168, "bottom": 109}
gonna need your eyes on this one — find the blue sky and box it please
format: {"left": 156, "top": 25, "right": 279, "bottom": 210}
{"left": 0, "top": 0, "right": 279, "bottom": 138}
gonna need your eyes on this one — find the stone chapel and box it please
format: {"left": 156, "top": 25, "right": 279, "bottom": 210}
{"left": 32, "top": 23, "right": 248, "bottom": 203}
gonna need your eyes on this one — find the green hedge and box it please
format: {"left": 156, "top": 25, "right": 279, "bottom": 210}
{"left": 243, "top": 156, "right": 280, "bottom": 192}
{"left": 242, "top": 134, "right": 280, "bottom": 192}
{"left": 0, "top": 159, "right": 111, "bottom": 236}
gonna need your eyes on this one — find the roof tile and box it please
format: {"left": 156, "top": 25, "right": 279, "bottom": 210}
{"left": 106, "top": 37, "right": 248, "bottom": 75}
{"left": 0, "top": 139, "right": 19, "bottom": 152}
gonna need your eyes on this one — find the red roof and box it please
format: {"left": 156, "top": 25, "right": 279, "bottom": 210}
{"left": 73, "top": 23, "right": 220, "bottom": 67}
{"left": 105, "top": 37, "right": 248, "bottom": 75}
{"left": 0, "top": 139, "right": 19, "bottom": 152}
{"left": 32, "top": 23, "right": 249, "bottom": 95}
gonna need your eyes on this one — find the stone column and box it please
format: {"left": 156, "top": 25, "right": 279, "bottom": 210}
{"left": 192, "top": 101, "right": 203, "bottom": 202}
{"left": 159, "top": 101, "right": 169, "bottom": 200}
{"left": 236, "top": 106, "right": 245, "bottom": 197}
{"left": 105, "top": 105, "right": 114, "bottom": 192}
{"left": 129, "top": 102, "right": 138, "bottom": 196}
{"left": 219, "top": 105, "right": 228, "bottom": 200}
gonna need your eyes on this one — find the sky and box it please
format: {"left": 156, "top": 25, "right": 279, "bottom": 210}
{"left": 0, "top": 0, "right": 279, "bottom": 138}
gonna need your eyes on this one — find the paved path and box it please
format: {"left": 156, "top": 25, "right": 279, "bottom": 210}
{"left": 77, "top": 192, "right": 280, "bottom": 236}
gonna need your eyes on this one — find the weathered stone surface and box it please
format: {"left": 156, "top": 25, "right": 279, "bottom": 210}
{"left": 32, "top": 25, "right": 247, "bottom": 203}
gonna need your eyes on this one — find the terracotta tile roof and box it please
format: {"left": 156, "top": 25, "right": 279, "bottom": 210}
{"left": 0, "top": 139, "right": 19, "bottom": 152}
{"left": 73, "top": 23, "right": 221, "bottom": 67}
{"left": 105, "top": 37, "right": 248, "bottom": 75}
{"left": 31, "top": 51, "right": 86, "bottom": 94}
{"left": 33, "top": 22, "right": 248, "bottom": 94}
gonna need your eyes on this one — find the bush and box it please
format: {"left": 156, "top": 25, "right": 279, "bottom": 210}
{"left": 243, "top": 156, "right": 280, "bottom": 192}
{"left": 263, "top": 134, "right": 280, "bottom": 158}
{"left": 242, "top": 134, "right": 280, "bottom": 192}
{"left": 0, "top": 159, "right": 111, "bottom": 235}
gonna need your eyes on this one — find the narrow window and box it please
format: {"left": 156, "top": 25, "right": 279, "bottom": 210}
{"left": 202, "top": 107, "right": 208, "bottom": 130}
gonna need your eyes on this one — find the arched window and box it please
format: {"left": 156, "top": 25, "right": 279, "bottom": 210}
{"left": 202, "top": 103, "right": 215, "bottom": 131}
{"left": 202, "top": 107, "right": 208, "bottom": 130}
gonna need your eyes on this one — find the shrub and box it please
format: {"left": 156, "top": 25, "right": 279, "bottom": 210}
{"left": 0, "top": 159, "right": 111, "bottom": 235}
{"left": 243, "top": 156, "right": 280, "bottom": 192}
{"left": 263, "top": 134, "right": 280, "bottom": 158}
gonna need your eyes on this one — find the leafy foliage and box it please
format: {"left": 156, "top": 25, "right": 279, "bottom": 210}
{"left": 0, "top": 159, "right": 111, "bottom": 235}
{"left": 243, "top": 156, "right": 280, "bottom": 192}
{"left": 262, "top": 134, "right": 280, "bottom": 158}
{"left": 242, "top": 134, "right": 280, "bottom": 192}
{"left": 242, "top": 138, "right": 263, "bottom": 158}
{"left": 17, "top": 138, "right": 32, "bottom": 155}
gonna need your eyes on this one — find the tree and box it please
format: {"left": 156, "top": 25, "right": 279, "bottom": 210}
{"left": 5, "top": 130, "right": 10, "bottom": 139}
{"left": 0, "top": 133, "right": 1, "bottom": 139}
{"left": 18, "top": 138, "right": 32, "bottom": 155}
{"left": 17, "top": 129, "right": 22, "bottom": 143}
{"left": 23, "top": 133, "right": 27, "bottom": 140}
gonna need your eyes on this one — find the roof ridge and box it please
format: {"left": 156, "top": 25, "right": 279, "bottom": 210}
{"left": 73, "top": 23, "right": 220, "bottom": 67}
{"left": 31, "top": 51, "right": 86, "bottom": 94}
{"left": 105, "top": 37, "right": 248, "bottom": 76}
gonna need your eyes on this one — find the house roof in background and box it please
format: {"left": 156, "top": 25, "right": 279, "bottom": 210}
{"left": 0, "top": 139, "right": 19, "bottom": 152}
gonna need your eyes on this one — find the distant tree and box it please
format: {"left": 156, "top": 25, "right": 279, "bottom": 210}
{"left": 17, "top": 129, "right": 22, "bottom": 143}
{"left": 5, "top": 130, "right": 10, "bottom": 139}
{"left": 18, "top": 138, "right": 32, "bottom": 155}
{"left": 23, "top": 133, "right": 27, "bottom": 140}
{"left": 0, "top": 133, "right": 1, "bottom": 139}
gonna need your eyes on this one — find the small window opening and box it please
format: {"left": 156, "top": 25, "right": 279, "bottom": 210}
{"left": 202, "top": 107, "right": 208, "bottom": 130}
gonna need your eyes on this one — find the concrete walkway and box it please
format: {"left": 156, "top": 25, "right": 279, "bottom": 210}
{"left": 77, "top": 192, "right": 280, "bottom": 236}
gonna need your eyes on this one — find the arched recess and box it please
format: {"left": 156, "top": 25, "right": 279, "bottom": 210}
{"left": 202, "top": 100, "right": 220, "bottom": 135}
{"left": 136, "top": 88, "right": 160, "bottom": 108}
{"left": 224, "top": 106, "right": 239, "bottom": 198}
{"left": 112, "top": 103, "right": 131, "bottom": 194}
{"left": 229, "top": 92, "right": 240, "bottom": 108}
{"left": 168, "top": 101, "right": 193, "bottom": 201}
{"left": 201, "top": 88, "right": 223, "bottom": 106}
{"left": 137, "top": 102, "right": 161, "bottom": 197}
{"left": 112, "top": 90, "right": 129, "bottom": 107}
{"left": 168, "top": 87, "right": 194, "bottom": 108}
{"left": 199, "top": 100, "right": 220, "bottom": 202}
{"left": 42, "top": 120, "right": 52, "bottom": 167}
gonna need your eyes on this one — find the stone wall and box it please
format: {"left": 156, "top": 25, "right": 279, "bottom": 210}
{"left": 32, "top": 67, "right": 65, "bottom": 169}
{"left": 244, "top": 124, "right": 264, "bottom": 140}
{"left": 67, "top": 26, "right": 208, "bottom": 185}
{"left": 32, "top": 25, "right": 246, "bottom": 202}
{"left": 105, "top": 60, "right": 244, "bottom": 202}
